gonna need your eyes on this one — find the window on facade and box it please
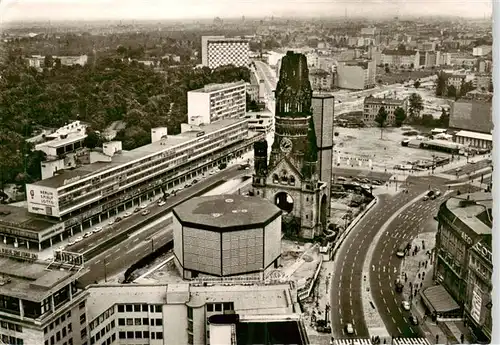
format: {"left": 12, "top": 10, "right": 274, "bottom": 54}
{"left": 125, "top": 305, "right": 132, "bottom": 312}
{"left": 215, "top": 304, "right": 222, "bottom": 312}
{"left": 110, "top": 320, "right": 115, "bottom": 328}
{"left": 118, "top": 332, "right": 126, "bottom": 339}
{"left": 126, "top": 331, "right": 134, "bottom": 339}
{"left": 134, "top": 318, "right": 141, "bottom": 326}
{"left": 187, "top": 307, "right": 193, "bottom": 320}
{"left": 187, "top": 320, "right": 193, "bottom": 332}
{"left": 80, "top": 314, "right": 86, "bottom": 325}
{"left": 79, "top": 301, "right": 86, "bottom": 310}
{"left": 188, "top": 333, "right": 194, "bottom": 344}
{"left": 156, "top": 332, "right": 163, "bottom": 339}
{"left": 62, "top": 327, "right": 67, "bottom": 337}
{"left": 67, "top": 323, "right": 72, "bottom": 333}
{"left": 133, "top": 305, "right": 141, "bottom": 312}
{"left": 126, "top": 319, "right": 133, "bottom": 326}
{"left": 151, "top": 332, "right": 156, "bottom": 340}
{"left": 135, "top": 331, "right": 142, "bottom": 339}
{"left": 143, "top": 331, "right": 149, "bottom": 338}
{"left": 155, "top": 318, "right": 163, "bottom": 326}
{"left": 118, "top": 318, "right": 125, "bottom": 326}
{"left": 142, "top": 304, "right": 148, "bottom": 312}
{"left": 117, "top": 305, "right": 124, "bottom": 313}
{"left": 68, "top": 338, "right": 73, "bottom": 345}
{"left": 155, "top": 305, "right": 162, "bottom": 313}
{"left": 142, "top": 318, "right": 149, "bottom": 325}
{"left": 80, "top": 329, "right": 86, "bottom": 339}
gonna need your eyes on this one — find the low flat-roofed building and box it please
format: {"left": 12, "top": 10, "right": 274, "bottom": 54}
{"left": 433, "top": 192, "right": 492, "bottom": 343}
{"left": 173, "top": 195, "right": 282, "bottom": 279}
{"left": 454, "top": 130, "right": 492, "bottom": 151}
{"left": 85, "top": 282, "right": 304, "bottom": 345}
{"left": 12, "top": 119, "right": 264, "bottom": 253}
{"left": 244, "top": 109, "right": 274, "bottom": 133}
{"left": 0, "top": 253, "right": 89, "bottom": 345}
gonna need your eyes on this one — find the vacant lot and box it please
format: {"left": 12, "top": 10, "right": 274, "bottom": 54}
{"left": 376, "top": 67, "right": 437, "bottom": 85}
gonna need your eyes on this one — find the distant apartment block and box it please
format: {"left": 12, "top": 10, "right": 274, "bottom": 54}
{"left": 187, "top": 81, "right": 246, "bottom": 125}
{"left": 363, "top": 96, "right": 407, "bottom": 126}
{"left": 381, "top": 50, "right": 420, "bottom": 68}
{"left": 447, "top": 74, "right": 466, "bottom": 92}
{"left": 477, "top": 59, "right": 492, "bottom": 73}
{"left": 308, "top": 68, "right": 334, "bottom": 91}
{"left": 472, "top": 45, "right": 492, "bottom": 57}
{"left": 201, "top": 36, "right": 250, "bottom": 69}
{"left": 335, "top": 60, "right": 376, "bottom": 90}
{"left": 450, "top": 53, "right": 477, "bottom": 68}
{"left": 26, "top": 55, "right": 88, "bottom": 68}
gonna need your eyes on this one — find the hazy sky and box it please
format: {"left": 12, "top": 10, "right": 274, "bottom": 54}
{"left": 0, "top": 0, "right": 494, "bottom": 23}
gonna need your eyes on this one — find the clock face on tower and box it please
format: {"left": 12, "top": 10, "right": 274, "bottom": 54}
{"left": 280, "top": 138, "right": 293, "bottom": 153}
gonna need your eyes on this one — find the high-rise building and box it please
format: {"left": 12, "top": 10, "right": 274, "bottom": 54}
{"left": 335, "top": 60, "right": 376, "bottom": 90}
{"left": 251, "top": 51, "right": 329, "bottom": 239}
{"left": 201, "top": 36, "right": 250, "bottom": 69}
{"left": 187, "top": 81, "right": 246, "bottom": 125}
{"left": 311, "top": 93, "right": 334, "bottom": 216}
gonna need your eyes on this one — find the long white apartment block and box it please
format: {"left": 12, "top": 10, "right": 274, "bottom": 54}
{"left": 187, "top": 81, "right": 246, "bottom": 125}
{"left": 201, "top": 36, "right": 250, "bottom": 69}
{"left": 26, "top": 119, "right": 249, "bottom": 218}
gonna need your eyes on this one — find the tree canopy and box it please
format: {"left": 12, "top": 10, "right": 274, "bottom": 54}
{"left": 408, "top": 93, "right": 423, "bottom": 119}
{"left": 394, "top": 107, "right": 406, "bottom": 127}
{"left": 375, "top": 106, "right": 388, "bottom": 139}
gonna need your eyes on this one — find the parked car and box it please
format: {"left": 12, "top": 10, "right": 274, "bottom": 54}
{"left": 134, "top": 207, "right": 140, "bottom": 213}
{"left": 158, "top": 200, "right": 166, "bottom": 207}
{"left": 108, "top": 219, "right": 115, "bottom": 225}
{"left": 123, "top": 212, "right": 132, "bottom": 218}
{"left": 139, "top": 204, "right": 148, "bottom": 209}
{"left": 141, "top": 210, "right": 150, "bottom": 216}
{"left": 67, "top": 240, "right": 76, "bottom": 246}
{"left": 402, "top": 301, "right": 411, "bottom": 311}
{"left": 115, "top": 216, "right": 123, "bottom": 222}
{"left": 93, "top": 226, "right": 103, "bottom": 233}
{"left": 83, "top": 232, "right": 92, "bottom": 238}
{"left": 74, "top": 236, "right": 83, "bottom": 243}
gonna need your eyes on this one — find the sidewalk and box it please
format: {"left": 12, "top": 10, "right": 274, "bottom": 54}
{"left": 399, "top": 234, "right": 472, "bottom": 345}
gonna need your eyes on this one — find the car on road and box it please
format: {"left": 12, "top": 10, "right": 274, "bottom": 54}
{"left": 83, "top": 232, "right": 92, "bottom": 238}
{"left": 394, "top": 278, "right": 404, "bottom": 293}
{"left": 435, "top": 190, "right": 441, "bottom": 197}
{"left": 185, "top": 183, "right": 191, "bottom": 188}
{"left": 158, "top": 200, "right": 166, "bottom": 207}
{"left": 115, "top": 216, "right": 123, "bottom": 222}
{"left": 409, "top": 315, "right": 419, "bottom": 325}
{"left": 67, "top": 240, "right": 76, "bottom": 246}
{"left": 192, "top": 179, "right": 198, "bottom": 184}
{"left": 58, "top": 245, "right": 66, "bottom": 251}
{"left": 345, "top": 323, "right": 354, "bottom": 334}
{"left": 209, "top": 171, "right": 215, "bottom": 175}
{"left": 123, "top": 212, "right": 132, "bottom": 218}
{"left": 74, "top": 236, "right": 83, "bottom": 243}
{"left": 93, "top": 226, "right": 103, "bottom": 233}
{"left": 134, "top": 207, "right": 140, "bottom": 213}
{"left": 423, "top": 195, "right": 429, "bottom": 201}
{"left": 108, "top": 219, "right": 115, "bottom": 225}
{"left": 139, "top": 204, "right": 148, "bottom": 209}
{"left": 402, "top": 301, "right": 411, "bottom": 311}
{"left": 141, "top": 210, "right": 150, "bottom": 216}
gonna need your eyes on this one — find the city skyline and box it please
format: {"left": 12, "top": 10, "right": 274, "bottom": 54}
{"left": 0, "top": 0, "right": 494, "bottom": 23}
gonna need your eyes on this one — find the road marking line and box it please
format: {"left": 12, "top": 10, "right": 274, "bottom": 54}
{"left": 383, "top": 297, "right": 386, "bottom": 304}
{"left": 392, "top": 316, "right": 396, "bottom": 323}
{"left": 386, "top": 306, "right": 390, "bottom": 313}
{"left": 397, "top": 327, "right": 402, "bottom": 334}
{"left": 105, "top": 254, "right": 112, "bottom": 259}
{"left": 403, "top": 317, "right": 408, "bottom": 323}
{"left": 95, "top": 260, "right": 101, "bottom": 264}
{"left": 114, "top": 248, "right": 120, "bottom": 253}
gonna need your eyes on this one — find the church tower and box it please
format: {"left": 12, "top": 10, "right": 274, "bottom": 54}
{"left": 252, "top": 51, "right": 329, "bottom": 239}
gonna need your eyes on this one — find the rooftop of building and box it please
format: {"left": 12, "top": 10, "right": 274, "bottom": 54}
{"left": 382, "top": 49, "right": 417, "bottom": 56}
{"left": 443, "top": 192, "right": 492, "bottom": 235}
{"left": 0, "top": 204, "right": 58, "bottom": 232}
{"left": 309, "top": 68, "right": 330, "bottom": 76}
{"left": 35, "top": 133, "right": 87, "bottom": 150}
{"left": 364, "top": 96, "right": 406, "bottom": 105}
{"left": 33, "top": 118, "right": 247, "bottom": 189}
{"left": 84, "top": 283, "right": 292, "bottom": 323}
{"left": 189, "top": 80, "right": 246, "bottom": 94}
{"left": 173, "top": 194, "right": 281, "bottom": 231}
{"left": 0, "top": 256, "right": 85, "bottom": 302}
{"left": 236, "top": 320, "right": 306, "bottom": 345}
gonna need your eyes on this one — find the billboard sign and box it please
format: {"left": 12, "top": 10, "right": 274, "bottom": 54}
{"left": 471, "top": 287, "right": 482, "bottom": 323}
{"left": 26, "top": 184, "right": 60, "bottom": 217}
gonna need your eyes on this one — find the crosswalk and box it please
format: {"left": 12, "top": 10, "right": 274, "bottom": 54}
{"left": 333, "top": 339, "right": 372, "bottom": 345}
{"left": 333, "top": 338, "right": 430, "bottom": 345}
{"left": 393, "top": 338, "right": 431, "bottom": 345}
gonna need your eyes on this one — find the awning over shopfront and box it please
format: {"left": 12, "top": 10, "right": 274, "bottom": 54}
{"left": 421, "top": 285, "right": 460, "bottom": 314}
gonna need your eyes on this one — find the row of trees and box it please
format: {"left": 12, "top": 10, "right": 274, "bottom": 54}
{"left": 435, "top": 72, "right": 486, "bottom": 100}
{"left": 0, "top": 47, "right": 251, "bottom": 187}
{"left": 374, "top": 92, "right": 450, "bottom": 139}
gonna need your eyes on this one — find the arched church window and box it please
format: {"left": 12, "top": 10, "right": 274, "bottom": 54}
{"left": 272, "top": 174, "right": 279, "bottom": 183}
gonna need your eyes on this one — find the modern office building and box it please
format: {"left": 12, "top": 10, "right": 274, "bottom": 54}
{"left": 187, "top": 81, "right": 246, "bottom": 125}
{"left": 0, "top": 252, "right": 89, "bottom": 345}
{"left": 172, "top": 195, "right": 282, "bottom": 279}
{"left": 335, "top": 60, "right": 376, "bottom": 90}
{"left": 311, "top": 93, "right": 334, "bottom": 216}
{"left": 244, "top": 109, "right": 274, "bottom": 133}
{"left": 432, "top": 192, "right": 492, "bottom": 343}
{"left": 85, "top": 282, "right": 307, "bottom": 345}
{"left": 201, "top": 36, "right": 250, "bottom": 69}
{"left": 15, "top": 119, "right": 265, "bottom": 252}
{"left": 472, "top": 45, "right": 492, "bottom": 57}
{"left": 362, "top": 96, "right": 407, "bottom": 126}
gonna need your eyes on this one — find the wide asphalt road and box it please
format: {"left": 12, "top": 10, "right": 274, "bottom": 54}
{"left": 370, "top": 183, "right": 484, "bottom": 337}
{"left": 79, "top": 222, "right": 172, "bottom": 286}
{"left": 67, "top": 165, "right": 245, "bottom": 255}
{"left": 330, "top": 186, "right": 427, "bottom": 339}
